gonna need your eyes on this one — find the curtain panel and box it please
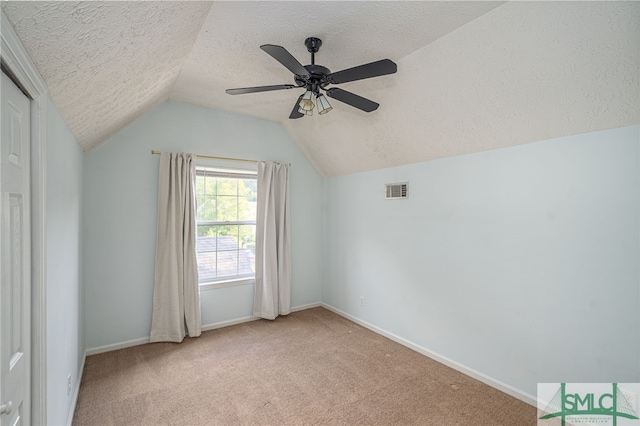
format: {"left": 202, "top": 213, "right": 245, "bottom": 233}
{"left": 253, "top": 161, "right": 292, "bottom": 320}
{"left": 150, "top": 152, "right": 202, "bottom": 342}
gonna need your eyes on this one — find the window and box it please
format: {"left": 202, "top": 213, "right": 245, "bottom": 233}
{"left": 195, "top": 167, "right": 257, "bottom": 286}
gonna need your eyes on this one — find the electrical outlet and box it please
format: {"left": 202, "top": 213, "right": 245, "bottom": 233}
{"left": 360, "top": 296, "right": 365, "bottom": 306}
{"left": 67, "top": 374, "right": 72, "bottom": 395}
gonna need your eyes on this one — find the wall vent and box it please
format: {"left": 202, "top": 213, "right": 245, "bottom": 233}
{"left": 385, "top": 182, "right": 408, "bottom": 199}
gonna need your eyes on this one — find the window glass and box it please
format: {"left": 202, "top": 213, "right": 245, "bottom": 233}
{"left": 195, "top": 168, "right": 257, "bottom": 284}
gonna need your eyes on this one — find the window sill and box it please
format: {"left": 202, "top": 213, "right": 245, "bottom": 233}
{"left": 199, "top": 277, "right": 255, "bottom": 291}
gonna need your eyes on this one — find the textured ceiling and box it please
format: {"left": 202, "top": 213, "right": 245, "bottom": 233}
{"left": 170, "top": 1, "right": 505, "bottom": 123}
{"left": 1, "top": 1, "right": 212, "bottom": 151}
{"left": 2, "top": 1, "right": 638, "bottom": 177}
{"left": 285, "top": 1, "right": 640, "bottom": 176}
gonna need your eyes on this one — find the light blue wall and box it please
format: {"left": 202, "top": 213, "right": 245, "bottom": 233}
{"left": 46, "top": 98, "right": 85, "bottom": 425}
{"left": 82, "top": 98, "right": 638, "bottom": 401}
{"left": 322, "top": 125, "right": 640, "bottom": 397}
{"left": 83, "top": 100, "right": 323, "bottom": 349}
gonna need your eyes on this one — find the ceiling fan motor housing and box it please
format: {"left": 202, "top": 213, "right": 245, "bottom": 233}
{"left": 295, "top": 64, "right": 332, "bottom": 91}
{"left": 305, "top": 37, "right": 322, "bottom": 53}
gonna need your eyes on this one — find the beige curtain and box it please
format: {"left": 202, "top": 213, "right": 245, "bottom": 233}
{"left": 253, "top": 161, "right": 292, "bottom": 320}
{"left": 150, "top": 152, "right": 201, "bottom": 342}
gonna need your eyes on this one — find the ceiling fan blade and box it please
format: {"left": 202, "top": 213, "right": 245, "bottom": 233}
{"left": 225, "top": 84, "right": 297, "bottom": 95}
{"left": 289, "top": 95, "right": 305, "bottom": 119}
{"left": 328, "top": 59, "right": 397, "bottom": 84}
{"left": 326, "top": 88, "right": 379, "bottom": 112}
{"left": 260, "top": 44, "right": 310, "bottom": 77}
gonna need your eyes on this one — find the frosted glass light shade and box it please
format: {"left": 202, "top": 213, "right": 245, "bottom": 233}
{"left": 299, "top": 90, "right": 315, "bottom": 111}
{"left": 317, "top": 94, "right": 332, "bottom": 115}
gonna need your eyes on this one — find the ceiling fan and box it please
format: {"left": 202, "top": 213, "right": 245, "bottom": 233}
{"left": 225, "top": 37, "right": 397, "bottom": 119}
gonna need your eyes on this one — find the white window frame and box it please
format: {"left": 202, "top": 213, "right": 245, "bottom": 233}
{"left": 195, "top": 165, "right": 258, "bottom": 290}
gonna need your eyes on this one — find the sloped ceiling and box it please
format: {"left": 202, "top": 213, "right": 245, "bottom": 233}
{"left": 2, "top": 1, "right": 638, "bottom": 177}
{"left": 285, "top": 1, "right": 640, "bottom": 176}
{"left": 2, "top": 1, "right": 212, "bottom": 151}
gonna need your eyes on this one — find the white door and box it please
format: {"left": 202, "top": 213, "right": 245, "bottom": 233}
{"left": 0, "top": 71, "right": 31, "bottom": 426}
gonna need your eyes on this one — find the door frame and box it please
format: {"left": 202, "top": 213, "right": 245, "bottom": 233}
{"left": 1, "top": 11, "right": 48, "bottom": 425}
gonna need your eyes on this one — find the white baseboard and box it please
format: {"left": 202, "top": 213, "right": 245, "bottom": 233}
{"left": 320, "top": 303, "right": 537, "bottom": 407}
{"left": 85, "top": 336, "right": 151, "bottom": 356}
{"left": 66, "top": 350, "right": 86, "bottom": 426}
{"left": 201, "top": 302, "right": 322, "bottom": 330}
{"left": 290, "top": 302, "right": 322, "bottom": 312}
{"left": 85, "top": 302, "right": 323, "bottom": 355}
{"left": 201, "top": 315, "right": 257, "bottom": 332}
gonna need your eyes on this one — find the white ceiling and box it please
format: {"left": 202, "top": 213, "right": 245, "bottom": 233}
{"left": 170, "top": 1, "right": 504, "bottom": 122}
{"left": 2, "top": 1, "right": 638, "bottom": 177}
{"left": 2, "top": 1, "right": 212, "bottom": 151}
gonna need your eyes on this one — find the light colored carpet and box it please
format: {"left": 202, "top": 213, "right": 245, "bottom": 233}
{"left": 73, "top": 307, "right": 536, "bottom": 425}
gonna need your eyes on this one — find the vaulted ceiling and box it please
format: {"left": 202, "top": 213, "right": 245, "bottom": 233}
{"left": 2, "top": 1, "right": 638, "bottom": 177}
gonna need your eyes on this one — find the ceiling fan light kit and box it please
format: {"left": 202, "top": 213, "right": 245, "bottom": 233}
{"left": 226, "top": 37, "right": 397, "bottom": 119}
{"left": 316, "top": 94, "right": 332, "bottom": 115}
{"left": 299, "top": 90, "right": 315, "bottom": 111}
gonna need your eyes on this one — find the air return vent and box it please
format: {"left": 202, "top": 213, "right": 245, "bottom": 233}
{"left": 385, "top": 182, "right": 408, "bottom": 199}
